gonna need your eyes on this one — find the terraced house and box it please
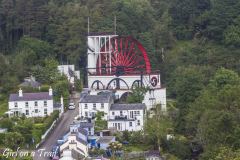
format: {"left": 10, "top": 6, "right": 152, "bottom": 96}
{"left": 7, "top": 87, "right": 54, "bottom": 117}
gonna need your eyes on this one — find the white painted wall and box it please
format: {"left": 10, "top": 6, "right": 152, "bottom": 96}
{"left": 79, "top": 102, "right": 113, "bottom": 120}
{"left": 60, "top": 134, "right": 88, "bottom": 157}
{"left": 88, "top": 73, "right": 166, "bottom": 111}
{"left": 143, "top": 88, "right": 167, "bottom": 111}
{"left": 88, "top": 74, "right": 161, "bottom": 90}
{"left": 107, "top": 109, "right": 144, "bottom": 131}
{"left": 8, "top": 100, "right": 53, "bottom": 117}
{"left": 58, "top": 65, "right": 80, "bottom": 84}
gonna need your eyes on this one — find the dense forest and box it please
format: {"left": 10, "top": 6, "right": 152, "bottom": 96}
{"left": 1, "top": 0, "right": 240, "bottom": 159}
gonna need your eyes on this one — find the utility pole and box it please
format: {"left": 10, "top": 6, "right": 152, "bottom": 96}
{"left": 114, "top": 15, "right": 117, "bottom": 35}
{"left": 88, "top": 17, "right": 90, "bottom": 34}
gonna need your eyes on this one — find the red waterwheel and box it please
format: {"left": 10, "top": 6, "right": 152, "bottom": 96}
{"left": 96, "top": 36, "right": 151, "bottom": 75}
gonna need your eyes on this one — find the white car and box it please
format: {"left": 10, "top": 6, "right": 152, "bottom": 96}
{"left": 68, "top": 102, "right": 75, "bottom": 110}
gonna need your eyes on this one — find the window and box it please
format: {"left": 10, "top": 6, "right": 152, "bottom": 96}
{"left": 93, "top": 103, "right": 96, "bottom": 110}
{"left": 137, "top": 120, "right": 140, "bottom": 126}
{"left": 112, "top": 112, "right": 115, "bottom": 115}
{"left": 120, "top": 111, "right": 123, "bottom": 116}
{"left": 129, "top": 122, "right": 132, "bottom": 127}
{"left": 14, "top": 102, "right": 18, "bottom": 108}
{"left": 26, "top": 110, "right": 29, "bottom": 115}
{"left": 85, "top": 112, "right": 88, "bottom": 117}
{"left": 134, "top": 111, "right": 137, "bottom": 114}
{"left": 84, "top": 104, "right": 88, "bottom": 109}
{"left": 35, "top": 109, "right": 38, "bottom": 113}
{"left": 44, "top": 101, "right": 47, "bottom": 106}
{"left": 25, "top": 102, "right": 28, "bottom": 108}
{"left": 34, "top": 101, "right": 38, "bottom": 107}
{"left": 44, "top": 108, "right": 47, "bottom": 115}
{"left": 137, "top": 111, "right": 140, "bottom": 115}
{"left": 88, "top": 128, "right": 91, "bottom": 135}
{"left": 130, "top": 111, "right": 133, "bottom": 118}
{"left": 101, "top": 103, "right": 104, "bottom": 109}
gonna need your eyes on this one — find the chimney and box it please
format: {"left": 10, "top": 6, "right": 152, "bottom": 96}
{"left": 19, "top": 88, "right": 23, "bottom": 97}
{"left": 49, "top": 86, "right": 53, "bottom": 96}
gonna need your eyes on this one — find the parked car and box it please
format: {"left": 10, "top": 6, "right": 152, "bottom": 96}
{"left": 68, "top": 102, "right": 75, "bottom": 110}
{"left": 51, "top": 145, "right": 60, "bottom": 159}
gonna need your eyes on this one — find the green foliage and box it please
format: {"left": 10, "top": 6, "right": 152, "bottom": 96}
{"left": 0, "top": 0, "right": 240, "bottom": 158}
{"left": 164, "top": 137, "right": 191, "bottom": 159}
{"left": 185, "top": 69, "right": 240, "bottom": 159}
{"left": 127, "top": 87, "right": 148, "bottom": 103}
{"left": 52, "top": 77, "right": 70, "bottom": 100}
{"left": 17, "top": 36, "right": 54, "bottom": 61}
{"left": 32, "top": 58, "right": 60, "bottom": 84}
{"left": 145, "top": 105, "right": 173, "bottom": 152}
{"left": 94, "top": 111, "right": 107, "bottom": 132}
{"left": 3, "top": 132, "right": 25, "bottom": 150}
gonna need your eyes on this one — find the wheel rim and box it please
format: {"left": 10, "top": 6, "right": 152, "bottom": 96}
{"left": 97, "top": 36, "right": 151, "bottom": 75}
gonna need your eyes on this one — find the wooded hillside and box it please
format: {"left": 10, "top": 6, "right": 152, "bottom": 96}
{"left": 1, "top": 0, "right": 240, "bottom": 159}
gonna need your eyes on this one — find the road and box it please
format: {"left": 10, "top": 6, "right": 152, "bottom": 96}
{"left": 33, "top": 92, "right": 80, "bottom": 160}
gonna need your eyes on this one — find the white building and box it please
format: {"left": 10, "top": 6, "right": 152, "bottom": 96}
{"left": 60, "top": 133, "right": 88, "bottom": 158}
{"left": 79, "top": 92, "right": 114, "bottom": 120}
{"left": 107, "top": 103, "right": 146, "bottom": 131}
{"left": 8, "top": 88, "right": 54, "bottom": 117}
{"left": 70, "top": 121, "right": 94, "bottom": 136}
{"left": 58, "top": 65, "right": 80, "bottom": 84}
{"left": 86, "top": 33, "right": 167, "bottom": 111}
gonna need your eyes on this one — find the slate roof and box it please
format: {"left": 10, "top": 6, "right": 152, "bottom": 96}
{"left": 78, "top": 127, "right": 88, "bottom": 136}
{"left": 110, "top": 103, "right": 145, "bottom": 111}
{"left": 9, "top": 92, "right": 52, "bottom": 102}
{"left": 80, "top": 94, "right": 112, "bottom": 103}
{"left": 96, "top": 136, "right": 115, "bottom": 144}
{"left": 76, "top": 137, "right": 88, "bottom": 145}
{"left": 80, "top": 122, "right": 94, "bottom": 128}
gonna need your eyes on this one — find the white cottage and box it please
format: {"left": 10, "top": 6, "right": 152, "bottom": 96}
{"left": 79, "top": 92, "right": 114, "bottom": 120}
{"left": 107, "top": 103, "right": 146, "bottom": 131}
{"left": 8, "top": 88, "right": 54, "bottom": 117}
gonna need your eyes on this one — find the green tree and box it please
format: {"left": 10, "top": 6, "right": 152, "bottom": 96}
{"left": 3, "top": 132, "right": 25, "bottom": 149}
{"left": 32, "top": 58, "right": 60, "bottom": 84}
{"left": 107, "top": 141, "right": 123, "bottom": 160}
{"left": 127, "top": 87, "right": 148, "bottom": 103}
{"left": 145, "top": 104, "right": 172, "bottom": 153}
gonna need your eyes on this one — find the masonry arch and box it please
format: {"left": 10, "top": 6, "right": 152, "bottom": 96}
{"left": 106, "top": 78, "right": 129, "bottom": 90}
{"left": 91, "top": 80, "right": 104, "bottom": 89}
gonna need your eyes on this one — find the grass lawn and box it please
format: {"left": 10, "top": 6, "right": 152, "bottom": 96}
{"left": 0, "top": 100, "right": 8, "bottom": 116}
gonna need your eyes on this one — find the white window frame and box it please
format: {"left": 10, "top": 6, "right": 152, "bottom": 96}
{"left": 101, "top": 103, "right": 104, "bottom": 109}
{"left": 129, "top": 121, "right": 132, "bottom": 127}
{"left": 137, "top": 120, "right": 140, "bottom": 126}
{"left": 26, "top": 110, "right": 29, "bottom": 115}
{"left": 44, "top": 108, "right": 47, "bottom": 115}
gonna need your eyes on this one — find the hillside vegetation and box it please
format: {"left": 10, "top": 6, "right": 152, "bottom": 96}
{"left": 0, "top": 0, "right": 240, "bottom": 159}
